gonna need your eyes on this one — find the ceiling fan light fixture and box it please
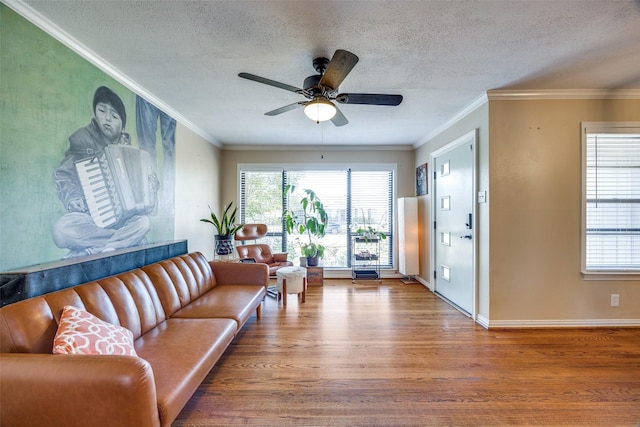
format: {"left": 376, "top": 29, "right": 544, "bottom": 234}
{"left": 304, "top": 97, "right": 336, "bottom": 123}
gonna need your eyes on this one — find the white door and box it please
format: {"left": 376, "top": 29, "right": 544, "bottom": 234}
{"left": 432, "top": 132, "right": 475, "bottom": 315}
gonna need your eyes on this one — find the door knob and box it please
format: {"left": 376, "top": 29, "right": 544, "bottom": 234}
{"left": 460, "top": 234, "right": 472, "bottom": 240}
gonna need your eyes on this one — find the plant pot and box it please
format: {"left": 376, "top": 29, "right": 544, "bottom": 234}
{"left": 299, "top": 256, "right": 307, "bottom": 267}
{"left": 215, "top": 235, "right": 234, "bottom": 256}
{"left": 306, "top": 256, "right": 319, "bottom": 267}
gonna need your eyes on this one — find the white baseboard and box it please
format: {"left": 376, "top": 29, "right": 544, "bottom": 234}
{"left": 479, "top": 318, "right": 640, "bottom": 328}
{"left": 413, "top": 276, "right": 433, "bottom": 291}
{"left": 309, "top": 272, "right": 638, "bottom": 329}
{"left": 476, "top": 315, "right": 490, "bottom": 329}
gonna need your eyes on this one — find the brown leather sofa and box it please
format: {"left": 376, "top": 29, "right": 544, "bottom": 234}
{"left": 0, "top": 252, "right": 268, "bottom": 427}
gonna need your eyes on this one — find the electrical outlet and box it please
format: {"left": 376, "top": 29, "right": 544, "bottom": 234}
{"left": 610, "top": 294, "right": 620, "bottom": 307}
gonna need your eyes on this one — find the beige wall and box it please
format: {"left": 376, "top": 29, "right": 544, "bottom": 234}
{"left": 174, "top": 123, "right": 222, "bottom": 259}
{"left": 177, "top": 97, "right": 640, "bottom": 326}
{"left": 489, "top": 98, "right": 640, "bottom": 324}
{"left": 414, "top": 103, "right": 490, "bottom": 319}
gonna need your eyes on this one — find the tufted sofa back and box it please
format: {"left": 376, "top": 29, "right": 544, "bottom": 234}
{"left": 0, "top": 252, "right": 215, "bottom": 354}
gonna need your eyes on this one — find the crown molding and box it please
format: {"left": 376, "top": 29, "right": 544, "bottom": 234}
{"left": 3, "top": 0, "right": 222, "bottom": 148}
{"left": 221, "top": 143, "right": 415, "bottom": 151}
{"left": 413, "top": 93, "right": 488, "bottom": 149}
{"left": 413, "top": 89, "right": 639, "bottom": 148}
{"left": 487, "top": 89, "right": 640, "bottom": 100}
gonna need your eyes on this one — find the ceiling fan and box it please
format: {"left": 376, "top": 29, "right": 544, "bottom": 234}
{"left": 238, "top": 49, "right": 403, "bottom": 126}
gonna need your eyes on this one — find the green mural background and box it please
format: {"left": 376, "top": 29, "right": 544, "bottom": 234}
{"left": 0, "top": 5, "right": 174, "bottom": 270}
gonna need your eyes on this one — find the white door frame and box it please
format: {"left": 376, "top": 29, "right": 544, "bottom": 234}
{"left": 429, "top": 129, "right": 478, "bottom": 319}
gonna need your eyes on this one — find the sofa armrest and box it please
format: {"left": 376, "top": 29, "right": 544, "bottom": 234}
{"left": 0, "top": 353, "right": 160, "bottom": 427}
{"left": 209, "top": 261, "right": 269, "bottom": 288}
{"left": 272, "top": 252, "right": 289, "bottom": 262}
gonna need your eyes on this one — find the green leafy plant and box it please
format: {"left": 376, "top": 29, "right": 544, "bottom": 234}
{"left": 200, "top": 202, "right": 244, "bottom": 236}
{"left": 301, "top": 242, "right": 325, "bottom": 259}
{"left": 354, "top": 208, "right": 387, "bottom": 241}
{"left": 282, "top": 185, "right": 328, "bottom": 259}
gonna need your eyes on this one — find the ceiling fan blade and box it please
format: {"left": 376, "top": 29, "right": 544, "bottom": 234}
{"left": 330, "top": 105, "right": 349, "bottom": 127}
{"left": 264, "top": 101, "right": 306, "bottom": 116}
{"left": 335, "top": 93, "right": 403, "bottom": 106}
{"left": 319, "top": 50, "right": 359, "bottom": 90}
{"left": 239, "top": 72, "right": 305, "bottom": 94}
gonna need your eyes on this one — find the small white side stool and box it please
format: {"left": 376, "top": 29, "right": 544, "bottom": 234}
{"left": 275, "top": 266, "right": 307, "bottom": 306}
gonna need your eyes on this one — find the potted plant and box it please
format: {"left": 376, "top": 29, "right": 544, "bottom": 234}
{"left": 354, "top": 208, "right": 387, "bottom": 242}
{"left": 282, "top": 185, "right": 328, "bottom": 267}
{"left": 200, "top": 202, "right": 245, "bottom": 256}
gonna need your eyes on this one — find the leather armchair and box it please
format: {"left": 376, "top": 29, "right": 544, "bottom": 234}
{"left": 235, "top": 224, "right": 293, "bottom": 276}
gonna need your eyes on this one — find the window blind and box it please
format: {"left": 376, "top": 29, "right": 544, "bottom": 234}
{"left": 240, "top": 170, "right": 285, "bottom": 251}
{"left": 350, "top": 170, "right": 393, "bottom": 267}
{"left": 240, "top": 166, "right": 395, "bottom": 269}
{"left": 585, "top": 131, "right": 640, "bottom": 270}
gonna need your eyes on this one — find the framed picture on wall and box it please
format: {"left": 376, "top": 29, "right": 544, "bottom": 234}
{"left": 416, "top": 163, "right": 428, "bottom": 196}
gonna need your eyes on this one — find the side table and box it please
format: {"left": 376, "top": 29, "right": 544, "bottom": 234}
{"left": 306, "top": 265, "right": 323, "bottom": 286}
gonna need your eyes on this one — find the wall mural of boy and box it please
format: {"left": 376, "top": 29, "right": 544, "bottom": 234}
{"left": 52, "top": 86, "right": 159, "bottom": 259}
{"left": 136, "top": 95, "right": 177, "bottom": 216}
{"left": 0, "top": 9, "right": 179, "bottom": 270}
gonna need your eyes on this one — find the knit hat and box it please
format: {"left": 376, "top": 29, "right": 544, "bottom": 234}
{"left": 92, "top": 86, "right": 127, "bottom": 128}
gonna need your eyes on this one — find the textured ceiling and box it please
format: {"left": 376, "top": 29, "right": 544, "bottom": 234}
{"left": 13, "top": 0, "right": 640, "bottom": 148}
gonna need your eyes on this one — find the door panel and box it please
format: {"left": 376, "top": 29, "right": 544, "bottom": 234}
{"left": 434, "top": 139, "right": 474, "bottom": 314}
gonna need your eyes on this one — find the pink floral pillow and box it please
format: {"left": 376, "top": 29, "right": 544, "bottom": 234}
{"left": 53, "top": 305, "right": 137, "bottom": 356}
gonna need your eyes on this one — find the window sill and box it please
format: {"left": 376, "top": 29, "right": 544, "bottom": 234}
{"left": 582, "top": 270, "right": 640, "bottom": 281}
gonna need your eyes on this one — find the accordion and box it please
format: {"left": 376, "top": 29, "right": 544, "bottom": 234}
{"left": 75, "top": 145, "right": 155, "bottom": 228}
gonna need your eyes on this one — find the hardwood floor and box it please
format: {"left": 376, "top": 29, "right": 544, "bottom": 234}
{"left": 173, "top": 279, "right": 640, "bottom": 426}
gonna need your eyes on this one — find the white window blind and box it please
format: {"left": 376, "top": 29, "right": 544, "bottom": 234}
{"left": 351, "top": 170, "right": 393, "bottom": 267}
{"left": 240, "top": 170, "right": 284, "bottom": 251}
{"left": 583, "top": 124, "right": 640, "bottom": 273}
{"left": 239, "top": 166, "right": 394, "bottom": 268}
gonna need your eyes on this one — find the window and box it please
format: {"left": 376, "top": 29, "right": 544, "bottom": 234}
{"left": 581, "top": 122, "right": 640, "bottom": 277}
{"left": 240, "top": 165, "right": 395, "bottom": 269}
{"left": 240, "top": 170, "right": 284, "bottom": 251}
